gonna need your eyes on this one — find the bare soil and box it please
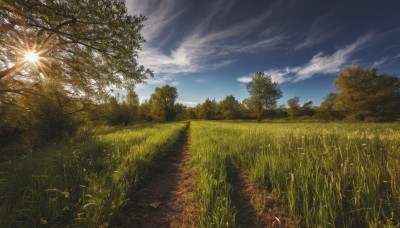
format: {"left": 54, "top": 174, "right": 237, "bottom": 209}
{"left": 230, "top": 166, "right": 297, "bottom": 227}
{"left": 126, "top": 129, "right": 198, "bottom": 227}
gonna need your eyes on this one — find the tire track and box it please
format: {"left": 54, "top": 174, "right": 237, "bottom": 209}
{"left": 126, "top": 124, "right": 198, "bottom": 227}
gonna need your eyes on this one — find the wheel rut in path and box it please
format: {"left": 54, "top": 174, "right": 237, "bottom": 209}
{"left": 229, "top": 166, "right": 296, "bottom": 227}
{"left": 127, "top": 126, "right": 198, "bottom": 227}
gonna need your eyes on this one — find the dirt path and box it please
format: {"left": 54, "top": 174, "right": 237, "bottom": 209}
{"left": 230, "top": 166, "right": 296, "bottom": 227}
{"left": 126, "top": 128, "right": 198, "bottom": 227}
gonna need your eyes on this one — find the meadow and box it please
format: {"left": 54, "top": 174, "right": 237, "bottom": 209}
{"left": 0, "top": 122, "right": 188, "bottom": 227}
{"left": 0, "top": 121, "right": 399, "bottom": 227}
{"left": 190, "top": 121, "right": 400, "bottom": 227}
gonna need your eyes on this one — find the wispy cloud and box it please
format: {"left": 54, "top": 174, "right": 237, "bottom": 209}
{"left": 237, "top": 33, "right": 374, "bottom": 84}
{"left": 372, "top": 54, "right": 400, "bottom": 68}
{"left": 126, "top": 0, "right": 185, "bottom": 46}
{"left": 126, "top": 0, "right": 292, "bottom": 85}
{"left": 294, "top": 33, "right": 373, "bottom": 81}
{"left": 295, "top": 10, "right": 342, "bottom": 50}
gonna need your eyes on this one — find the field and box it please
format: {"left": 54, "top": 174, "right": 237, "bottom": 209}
{"left": 0, "top": 122, "right": 188, "bottom": 227}
{"left": 190, "top": 121, "right": 400, "bottom": 227}
{"left": 1, "top": 121, "right": 399, "bottom": 227}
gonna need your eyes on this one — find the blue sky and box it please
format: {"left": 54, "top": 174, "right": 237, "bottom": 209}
{"left": 126, "top": 0, "right": 400, "bottom": 107}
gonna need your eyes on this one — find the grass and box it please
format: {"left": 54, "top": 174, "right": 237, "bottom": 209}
{"left": 1, "top": 120, "right": 399, "bottom": 227}
{"left": 0, "top": 122, "right": 188, "bottom": 227}
{"left": 189, "top": 121, "right": 400, "bottom": 227}
{"left": 190, "top": 122, "right": 236, "bottom": 227}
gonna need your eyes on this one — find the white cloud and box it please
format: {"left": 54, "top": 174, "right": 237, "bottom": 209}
{"left": 178, "top": 100, "right": 198, "bottom": 107}
{"left": 294, "top": 32, "right": 373, "bottom": 81}
{"left": 237, "top": 67, "right": 298, "bottom": 84}
{"left": 195, "top": 79, "right": 206, "bottom": 83}
{"left": 265, "top": 67, "right": 300, "bottom": 83}
{"left": 237, "top": 75, "right": 253, "bottom": 83}
{"left": 126, "top": 0, "right": 289, "bottom": 82}
{"left": 237, "top": 33, "right": 374, "bottom": 84}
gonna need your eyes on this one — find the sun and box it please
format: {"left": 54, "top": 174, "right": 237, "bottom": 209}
{"left": 24, "top": 51, "right": 40, "bottom": 63}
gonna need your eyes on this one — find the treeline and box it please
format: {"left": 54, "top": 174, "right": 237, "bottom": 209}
{"left": 1, "top": 66, "right": 399, "bottom": 160}
{"left": 92, "top": 66, "right": 400, "bottom": 123}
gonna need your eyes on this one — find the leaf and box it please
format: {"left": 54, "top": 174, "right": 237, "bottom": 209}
{"left": 149, "top": 201, "right": 162, "bottom": 209}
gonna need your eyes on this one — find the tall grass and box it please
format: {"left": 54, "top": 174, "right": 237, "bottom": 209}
{"left": 0, "top": 122, "right": 187, "bottom": 227}
{"left": 191, "top": 121, "right": 400, "bottom": 227}
{"left": 190, "top": 122, "right": 236, "bottom": 227}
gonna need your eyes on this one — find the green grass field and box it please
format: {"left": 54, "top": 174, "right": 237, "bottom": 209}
{"left": 0, "top": 122, "right": 188, "bottom": 227}
{"left": 1, "top": 121, "right": 399, "bottom": 227}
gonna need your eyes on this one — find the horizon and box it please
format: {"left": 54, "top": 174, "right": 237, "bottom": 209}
{"left": 126, "top": 0, "right": 400, "bottom": 107}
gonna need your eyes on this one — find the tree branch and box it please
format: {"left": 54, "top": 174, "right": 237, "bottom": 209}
{"left": 0, "top": 63, "right": 24, "bottom": 80}
{"left": 0, "top": 88, "right": 36, "bottom": 96}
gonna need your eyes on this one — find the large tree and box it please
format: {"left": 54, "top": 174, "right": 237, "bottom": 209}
{"left": 334, "top": 66, "right": 400, "bottom": 121}
{"left": 149, "top": 85, "right": 178, "bottom": 121}
{"left": 244, "top": 72, "right": 282, "bottom": 122}
{"left": 0, "top": 0, "right": 152, "bottom": 97}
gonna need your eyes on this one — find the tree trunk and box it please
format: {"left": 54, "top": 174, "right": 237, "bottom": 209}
{"left": 257, "top": 113, "right": 263, "bottom": 123}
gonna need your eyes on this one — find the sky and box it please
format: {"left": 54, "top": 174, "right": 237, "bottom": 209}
{"left": 125, "top": 0, "right": 400, "bottom": 107}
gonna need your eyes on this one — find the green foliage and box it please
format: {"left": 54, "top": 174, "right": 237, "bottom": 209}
{"left": 28, "top": 88, "right": 78, "bottom": 143}
{"left": 334, "top": 66, "right": 400, "bottom": 121}
{"left": 149, "top": 85, "right": 178, "bottom": 121}
{"left": 316, "top": 93, "right": 342, "bottom": 120}
{"left": 245, "top": 72, "right": 282, "bottom": 122}
{"left": 138, "top": 100, "right": 153, "bottom": 122}
{"left": 0, "top": 81, "right": 81, "bottom": 156}
{"left": 197, "top": 99, "right": 218, "bottom": 120}
{"left": 287, "top": 96, "right": 300, "bottom": 119}
{"left": 219, "top": 95, "right": 240, "bottom": 120}
{"left": 87, "top": 90, "right": 140, "bottom": 125}
{"left": 174, "top": 103, "right": 189, "bottom": 121}
{"left": 301, "top": 100, "right": 316, "bottom": 117}
{"left": 0, "top": 0, "right": 152, "bottom": 96}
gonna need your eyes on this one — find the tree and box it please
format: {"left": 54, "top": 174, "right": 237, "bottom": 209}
{"left": 275, "top": 104, "right": 288, "bottom": 118}
{"left": 0, "top": 81, "right": 80, "bottom": 146}
{"left": 174, "top": 103, "right": 188, "bottom": 121}
{"left": 138, "top": 100, "right": 153, "bottom": 122}
{"left": 107, "top": 97, "right": 122, "bottom": 125}
{"left": 316, "top": 93, "right": 342, "bottom": 120}
{"left": 149, "top": 85, "right": 178, "bottom": 121}
{"left": 198, "top": 99, "right": 218, "bottom": 119}
{"left": 287, "top": 96, "right": 300, "bottom": 119}
{"left": 334, "top": 67, "right": 400, "bottom": 121}
{"left": 0, "top": 0, "right": 152, "bottom": 97}
{"left": 219, "top": 95, "right": 240, "bottom": 119}
{"left": 245, "top": 72, "right": 282, "bottom": 122}
{"left": 301, "top": 100, "right": 316, "bottom": 117}
{"left": 126, "top": 89, "right": 140, "bottom": 123}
